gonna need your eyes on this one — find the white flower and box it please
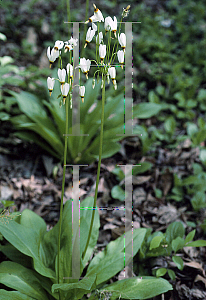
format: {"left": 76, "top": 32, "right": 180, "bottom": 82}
{"left": 105, "top": 16, "right": 113, "bottom": 32}
{"left": 99, "top": 44, "right": 106, "bottom": 64}
{"left": 118, "top": 33, "right": 126, "bottom": 52}
{"left": 79, "top": 86, "right": 85, "bottom": 103}
{"left": 108, "top": 66, "right": 116, "bottom": 79}
{"left": 69, "top": 37, "right": 78, "bottom": 47}
{"left": 61, "top": 83, "right": 70, "bottom": 104}
{"left": 117, "top": 50, "right": 124, "bottom": 69}
{"left": 54, "top": 40, "right": 64, "bottom": 51}
{"left": 66, "top": 63, "right": 73, "bottom": 78}
{"left": 93, "top": 4, "right": 104, "bottom": 22}
{"left": 92, "top": 23, "right": 97, "bottom": 31}
{"left": 58, "top": 68, "right": 66, "bottom": 85}
{"left": 110, "top": 16, "right": 117, "bottom": 37}
{"left": 85, "top": 3, "right": 104, "bottom": 23}
{"left": 47, "top": 77, "right": 55, "bottom": 96}
{"left": 79, "top": 58, "right": 91, "bottom": 79}
{"left": 64, "top": 42, "right": 73, "bottom": 53}
{"left": 108, "top": 67, "right": 117, "bottom": 90}
{"left": 47, "top": 47, "right": 59, "bottom": 68}
{"left": 96, "top": 32, "right": 103, "bottom": 45}
{"left": 84, "top": 27, "right": 96, "bottom": 48}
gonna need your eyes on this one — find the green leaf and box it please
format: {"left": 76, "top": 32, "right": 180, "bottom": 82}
{"left": 111, "top": 185, "right": 125, "bottom": 201}
{"left": 133, "top": 103, "right": 162, "bottom": 119}
{"left": 165, "top": 222, "right": 185, "bottom": 244}
{"left": 184, "top": 240, "right": 206, "bottom": 247}
{"left": 0, "top": 243, "right": 32, "bottom": 268}
{"left": 0, "top": 217, "right": 55, "bottom": 279}
{"left": 168, "top": 269, "right": 176, "bottom": 281}
{"left": 0, "top": 261, "right": 49, "bottom": 299}
{"left": 156, "top": 268, "right": 167, "bottom": 277}
{"left": 52, "top": 274, "right": 96, "bottom": 299}
{"left": 174, "top": 92, "right": 185, "bottom": 107}
{"left": 132, "top": 162, "right": 153, "bottom": 175}
{"left": 86, "top": 228, "right": 147, "bottom": 286}
{"left": 199, "top": 149, "right": 206, "bottom": 164}
{"left": 172, "top": 237, "right": 185, "bottom": 253}
{"left": 191, "top": 191, "right": 206, "bottom": 211}
{"left": 164, "top": 116, "right": 176, "bottom": 134}
{"left": 148, "top": 91, "right": 160, "bottom": 103}
{"left": 0, "top": 289, "right": 35, "bottom": 300}
{"left": 185, "top": 230, "right": 196, "bottom": 245}
{"left": 149, "top": 236, "right": 164, "bottom": 250}
{"left": 101, "top": 276, "right": 173, "bottom": 299}
{"left": 111, "top": 167, "right": 125, "bottom": 181}
{"left": 172, "top": 256, "right": 184, "bottom": 270}
{"left": 156, "top": 85, "right": 165, "bottom": 96}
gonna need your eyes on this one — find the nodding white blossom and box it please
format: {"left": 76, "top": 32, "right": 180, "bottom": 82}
{"left": 69, "top": 37, "right": 78, "bottom": 47}
{"left": 104, "top": 16, "right": 117, "bottom": 36}
{"left": 108, "top": 67, "right": 117, "bottom": 90}
{"left": 93, "top": 4, "right": 104, "bottom": 22}
{"left": 79, "top": 58, "right": 91, "bottom": 79}
{"left": 84, "top": 27, "right": 96, "bottom": 48}
{"left": 64, "top": 42, "right": 73, "bottom": 53}
{"left": 58, "top": 68, "right": 66, "bottom": 85}
{"left": 85, "top": 3, "right": 104, "bottom": 23}
{"left": 54, "top": 40, "right": 64, "bottom": 51}
{"left": 79, "top": 86, "right": 85, "bottom": 103}
{"left": 47, "top": 47, "right": 59, "bottom": 68}
{"left": 92, "top": 23, "right": 97, "bottom": 32}
{"left": 110, "top": 16, "right": 117, "bottom": 37}
{"left": 96, "top": 32, "right": 103, "bottom": 45}
{"left": 61, "top": 83, "right": 70, "bottom": 104}
{"left": 117, "top": 50, "right": 124, "bottom": 69}
{"left": 118, "top": 33, "right": 126, "bottom": 52}
{"left": 99, "top": 44, "right": 106, "bottom": 64}
{"left": 122, "top": 5, "right": 131, "bottom": 18}
{"left": 47, "top": 77, "right": 55, "bottom": 96}
{"left": 66, "top": 63, "right": 73, "bottom": 80}
{"left": 104, "top": 16, "right": 113, "bottom": 33}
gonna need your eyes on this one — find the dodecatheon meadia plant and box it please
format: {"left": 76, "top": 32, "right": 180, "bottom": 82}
{"left": 45, "top": 4, "right": 131, "bottom": 296}
{"left": 0, "top": 4, "right": 175, "bottom": 300}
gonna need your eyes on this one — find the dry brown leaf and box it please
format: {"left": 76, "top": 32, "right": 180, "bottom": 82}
{"left": 194, "top": 274, "right": 206, "bottom": 287}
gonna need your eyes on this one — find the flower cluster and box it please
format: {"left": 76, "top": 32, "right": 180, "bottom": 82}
{"left": 46, "top": 4, "right": 130, "bottom": 104}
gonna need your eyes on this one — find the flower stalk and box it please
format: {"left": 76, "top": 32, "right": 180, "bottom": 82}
{"left": 82, "top": 75, "right": 106, "bottom": 260}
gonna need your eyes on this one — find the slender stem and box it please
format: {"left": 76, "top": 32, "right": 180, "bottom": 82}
{"left": 82, "top": 76, "right": 106, "bottom": 261}
{"left": 57, "top": 94, "right": 69, "bottom": 299}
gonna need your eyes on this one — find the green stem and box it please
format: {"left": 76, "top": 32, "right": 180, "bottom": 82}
{"left": 82, "top": 76, "right": 106, "bottom": 261}
{"left": 57, "top": 94, "right": 69, "bottom": 299}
